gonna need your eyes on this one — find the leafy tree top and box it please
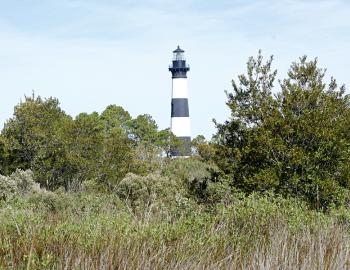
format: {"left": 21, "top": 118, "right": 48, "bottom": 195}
{"left": 214, "top": 51, "right": 350, "bottom": 209}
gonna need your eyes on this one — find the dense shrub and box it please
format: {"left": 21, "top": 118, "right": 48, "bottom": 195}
{"left": 9, "top": 169, "right": 40, "bottom": 194}
{"left": 214, "top": 52, "right": 350, "bottom": 209}
{"left": 116, "top": 172, "right": 176, "bottom": 213}
{"left": 162, "top": 158, "right": 231, "bottom": 203}
{"left": 27, "top": 191, "right": 68, "bottom": 212}
{"left": 0, "top": 174, "right": 17, "bottom": 201}
{"left": 0, "top": 169, "right": 40, "bottom": 201}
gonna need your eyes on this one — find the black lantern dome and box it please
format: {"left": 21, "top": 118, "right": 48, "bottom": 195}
{"left": 169, "top": 46, "right": 190, "bottom": 78}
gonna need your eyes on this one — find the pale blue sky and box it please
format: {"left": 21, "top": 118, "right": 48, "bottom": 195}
{"left": 1, "top": 0, "right": 349, "bottom": 138}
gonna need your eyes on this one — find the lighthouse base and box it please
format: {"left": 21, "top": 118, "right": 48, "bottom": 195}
{"left": 170, "top": 136, "right": 191, "bottom": 157}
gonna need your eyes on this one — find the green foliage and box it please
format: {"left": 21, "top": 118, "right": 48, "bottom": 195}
{"left": 126, "top": 115, "right": 181, "bottom": 162}
{"left": 8, "top": 169, "right": 39, "bottom": 194}
{"left": 117, "top": 172, "right": 175, "bottom": 213}
{"left": 63, "top": 112, "right": 104, "bottom": 185}
{"left": 100, "top": 104, "right": 132, "bottom": 133}
{"left": 214, "top": 51, "right": 350, "bottom": 209}
{"left": 127, "top": 114, "right": 159, "bottom": 144}
{"left": 2, "top": 94, "right": 69, "bottom": 177}
{"left": 0, "top": 190, "right": 348, "bottom": 269}
{"left": 162, "top": 158, "right": 229, "bottom": 204}
{"left": 0, "top": 96, "right": 157, "bottom": 190}
{"left": 98, "top": 127, "right": 136, "bottom": 187}
{"left": 155, "top": 128, "right": 181, "bottom": 158}
{"left": 192, "top": 135, "right": 216, "bottom": 162}
{"left": 0, "top": 95, "right": 77, "bottom": 190}
{"left": 0, "top": 91, "right": 193, "bottom": 191}
{"left": 0, "top": 174, "right": 17, "bottom": 201}
{"left": 0, "top": 135, "right": 7, "bottom": 175}
{"left": 27, "top": 191, "right": 68, "bottom": 212}
{"left": 0, "top": 169, "right": 40, "bottom": 201}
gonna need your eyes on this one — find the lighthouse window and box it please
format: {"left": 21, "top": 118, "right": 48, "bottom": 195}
{"left": 174, "top": 53, "right": 185, "bottom": 61}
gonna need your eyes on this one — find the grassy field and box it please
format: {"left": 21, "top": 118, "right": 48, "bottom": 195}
{"left": 1, "top": 191, "right": 350, "bottom": 270}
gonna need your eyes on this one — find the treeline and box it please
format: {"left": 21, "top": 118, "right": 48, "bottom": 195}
{"left": 1, "top": 52, "right": 350, "bottom": 210}
{"left": 0, "top": 97, "right": 180, "bottom": 191}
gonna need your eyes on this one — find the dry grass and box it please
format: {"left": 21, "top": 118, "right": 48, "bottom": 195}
{"left": 48, "top": 227, "right": 350, "bottom": 270}
{"left": 0, "top": 193, "right": 349, "bottom": 269}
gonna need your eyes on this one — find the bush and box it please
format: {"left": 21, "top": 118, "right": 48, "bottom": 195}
{"left": 27, "top": 191, "right": 69, "bottom": 212}
{"left": 162, "top": 158, "right": 230, "bottom": 203}
{"left": 116, "top": 172, "right": 176, "bottom": 213}
{"left": 0, "top": 174, "right": 18, "bottom": 201}
{"left": 0, "top": 169, "right": 40, "bottom": 201}
{"left": 9, "top": 169, "right": 40, "bottom": 194}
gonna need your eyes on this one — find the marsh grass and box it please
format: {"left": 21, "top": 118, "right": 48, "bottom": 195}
{"left": 0, "top": 193, "right": 349, "bottom": 269}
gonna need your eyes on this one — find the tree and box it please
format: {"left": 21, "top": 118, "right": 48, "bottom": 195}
{"left": 1, "top": 94, "right": 71, "bottom": 189}
{"left": 214, "top": 52, "right": 350, "bottom": 209}
{"left": 61, "top": 112, "right": 104, "bottom": 188}
{"left": 100, "top": 105, "right": 132, "bottom": 133}
{"left": 0, "top": 135, "right": 7, "bottom": 175}
{"left": 98, "top": 127, "right": 136, "bottom": 187}
{"left": 32, "top": 116, "right": 74, "bottom": 190}
{"left": 192, "top": 135, "right": 216, "bottom": 162}
{"left": 126, "top": 114, "right": 173, "bottom": 172}
{"left": 52, "top": 110, "right": 136, "bottom": 190}
{"left": 127, "top": 114, "right": 159, "bottom": 144}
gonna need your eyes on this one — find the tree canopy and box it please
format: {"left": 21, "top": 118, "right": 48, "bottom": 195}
{"left": 0, "top": 95, "right": 175, "bottom": 190}
{"left": 213, "top": 51, "right": 350, "bottom": 209}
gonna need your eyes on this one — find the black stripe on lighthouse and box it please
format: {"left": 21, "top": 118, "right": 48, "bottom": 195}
{"left": 170, "top": 136, "right": 192, "bottom": 156}
{"left": 171, "top": 98, "right": 189, "bottom": 117}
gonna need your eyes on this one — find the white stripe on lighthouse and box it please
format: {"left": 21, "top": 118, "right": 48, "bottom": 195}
{"left": 172, "top": 78, "right": 188, "bottom": 98}
{"left": 171, "top": 117, "right": 191, "bottom": 137}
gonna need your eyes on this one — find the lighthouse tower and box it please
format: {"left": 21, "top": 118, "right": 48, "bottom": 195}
{"left": 169, "top": 46, "right": 191, "bottom": 157}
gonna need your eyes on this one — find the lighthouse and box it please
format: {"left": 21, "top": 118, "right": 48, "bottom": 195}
{"left": 169, "top": 46, "right": 191, "bottom": 157}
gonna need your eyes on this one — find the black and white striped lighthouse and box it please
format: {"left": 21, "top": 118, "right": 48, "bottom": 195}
{"left": 169, "top": 46, "right": 191, "bottom": 157}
